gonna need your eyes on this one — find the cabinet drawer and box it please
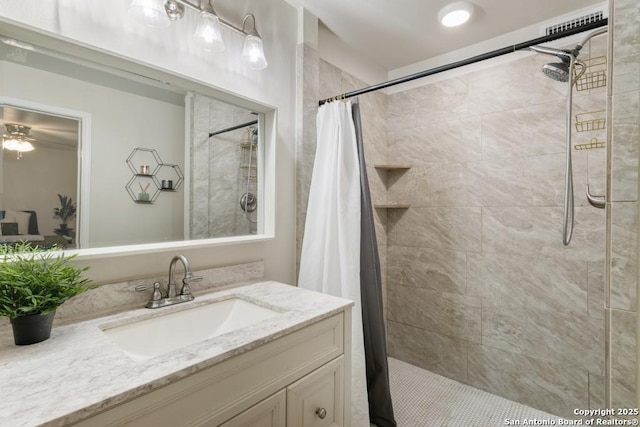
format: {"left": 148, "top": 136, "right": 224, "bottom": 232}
{"left": 287, "top": 356, "right": 344, "bottom": 427}
{"left": 73, "top": 313, "right": 344, "bottom": 427}
{"left": 216, "top": 390, "right": 286, "bottom": 427}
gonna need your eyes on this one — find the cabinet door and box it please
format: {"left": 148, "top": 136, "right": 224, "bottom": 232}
{"left": 217, "top": 390, "right": 286, "bottom": 427}
{"left": 287, "top": 356, "right": 344, "bottom": 427}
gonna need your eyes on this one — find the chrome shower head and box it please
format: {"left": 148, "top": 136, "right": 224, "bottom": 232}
{"left": 542, "top": 62, "right": 570, "bottom": 82}
{"left": 529, "top": 45, "right": 575, "bottom": 82}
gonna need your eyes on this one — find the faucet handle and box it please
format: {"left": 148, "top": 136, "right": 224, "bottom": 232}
{"left": 180, "top": 273, "right": 202, "bottom": 298}
{"left": 135, "top": 282, "right": 163, "bottom": 301}
{"left": 184, "top": 272, "right": 203, "bottom": 283}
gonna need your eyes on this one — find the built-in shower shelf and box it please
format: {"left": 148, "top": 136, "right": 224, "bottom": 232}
{"left": 374, "top": 164, "right": 412, "bottom": 171}
{"left": 374, "top": 204, "right": 411, "bottom": 209}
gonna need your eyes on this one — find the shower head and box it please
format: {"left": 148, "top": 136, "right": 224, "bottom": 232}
{"left": 542, "top": 62, "right": 570, "bottom": 82}
{"left": 529, "top": 45, "right": 575, "bottom": 82}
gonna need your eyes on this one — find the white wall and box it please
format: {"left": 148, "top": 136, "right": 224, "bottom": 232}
{"left": 3, "top": 144, "right": 76, "bottom": 236}
{"left": 317, "top": 23, "right": 387, "bottom": 86}
{"left": 0, "top": 0, "right": 298, "bottom": 285}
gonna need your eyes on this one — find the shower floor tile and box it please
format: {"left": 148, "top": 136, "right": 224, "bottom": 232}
{"left": 387, "top": 357, "right": 562, "bottom": 427}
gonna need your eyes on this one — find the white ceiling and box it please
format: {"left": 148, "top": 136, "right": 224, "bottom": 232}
{"left": 1, "top": 107, "right": 78, "bottom": 151}
{"left": 295, "top": 0, "right": 606, "bottom": 71}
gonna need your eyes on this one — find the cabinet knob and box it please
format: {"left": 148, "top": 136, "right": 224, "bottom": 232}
{"left": 315, "top": 407, "right": 327, "bottom": 419}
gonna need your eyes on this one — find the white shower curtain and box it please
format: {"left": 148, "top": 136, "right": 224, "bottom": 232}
{"left": 299, "top": 100, "right": 370, "bottom": 426}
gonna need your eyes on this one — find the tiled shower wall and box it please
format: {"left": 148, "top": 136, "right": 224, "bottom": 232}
{"left": 608, "top": 0, "right": 640, "bottom": 410}
{"left": 191, "top": 94, "right": 258, "bottom": 238}
{"left": 297, "top": 2, "right": 639, "bottom": 418}
{"left": 385, "top": 42, "right": 609, "bottom": 417}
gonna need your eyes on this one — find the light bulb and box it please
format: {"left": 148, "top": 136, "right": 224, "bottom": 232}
{"left": 241, "top": 34, "right": 268, "bottom": 70}
{"left": 193, "top": 11, "right": 225, "bottom": 52}
{"left": 129, "top": 0, "right": 171, "bottom": 28}
{"left": 438, "top": 2, "right": 474, "bottom": 27}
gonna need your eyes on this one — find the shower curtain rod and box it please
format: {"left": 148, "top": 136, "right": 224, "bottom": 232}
{"left": 208, "top": 119, "right": 258, "bottom": 138}
{"left": 318, "top": 18, "right": 608, "bottom": 106}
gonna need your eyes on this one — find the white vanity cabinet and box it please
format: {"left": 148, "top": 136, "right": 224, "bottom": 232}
{"left": 72, "top": 310, "right": 350, "bottom": 427}
{"left": 218, "top": 390, "right": 286, "bottom": 427}
{"left": 221, "top": 356, "right": 344, "bottom": 427}
{"left": 286, "top": 356, "right": 344, "bottom": 427}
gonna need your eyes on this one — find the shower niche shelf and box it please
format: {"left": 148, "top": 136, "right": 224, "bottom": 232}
{"left": 374, "top": 164, "right": 412, "bottom": 171}
{"left": 374, "top": 204, "right": 411, "bottom": 209}
{"left": 374, "top": 165, "right": 412, "bottom": 209}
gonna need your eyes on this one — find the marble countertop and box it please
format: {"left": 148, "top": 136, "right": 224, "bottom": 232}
{"left": 0, "top": 281, "right": 352, "bottom": 427}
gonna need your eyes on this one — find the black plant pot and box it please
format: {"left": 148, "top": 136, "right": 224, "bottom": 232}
{"left": 9, "top": 311, "right": 56, "bottom": 345}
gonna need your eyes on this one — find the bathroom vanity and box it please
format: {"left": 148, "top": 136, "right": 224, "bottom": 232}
{"left": 0, "top": 282, "right": 353, "bottom": 427}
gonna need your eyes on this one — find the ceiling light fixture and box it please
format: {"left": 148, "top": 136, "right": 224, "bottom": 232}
{"left": 2, "top": 124, "right": 35, "bottom": 159}
{"left": 128, "top": 0, "right": 267, "bottom": 69}
{"left": 240, "top": 14, "right": 268, "bottom": 70}
{"left": 438, "top": 1, "right": 474, "bottom": 27}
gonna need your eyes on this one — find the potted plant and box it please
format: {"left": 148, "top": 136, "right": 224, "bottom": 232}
{"left": 0, "top": 242, "right": 95, "bottom": 345}
{"left": 53, "top": 194, "right": 77, "bottom": 235}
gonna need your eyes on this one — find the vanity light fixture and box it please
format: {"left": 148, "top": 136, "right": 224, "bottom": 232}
{"left": 128, "top": 0, "right": 268, "bottom": 69}
{"left": 193, "top": 1, "right": 225, "bottom": 52}
{"left": 240, "top": 14, "right": 268, "bottom": 70}
{"left": 438, "top": 1, "right": 474, "bottom": 27}
{"left": 128, "top": 0, "right": 171, "bottom": 28}
{"left": 2, "top": 124, "right": 35, "bottom": 159}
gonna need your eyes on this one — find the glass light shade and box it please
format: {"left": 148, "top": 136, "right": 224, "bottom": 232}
{"left": 193, "top": 11, "right": 225, "bottom": 52}
{"left": 241, "top": 34, "right": 268, "bottom": 70}
{"left": 3, "top": 139, "right": 34, "bottom": 152}
{"left": 438, "top": 1, "right": 474, "bottom": 27}
{"left": 128, "top": 0, "right": 171, "bottom": 28}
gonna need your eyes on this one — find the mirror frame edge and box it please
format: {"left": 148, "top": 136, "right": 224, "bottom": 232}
{"left": 0, "top": 18, "right": 278, "bottom": 259}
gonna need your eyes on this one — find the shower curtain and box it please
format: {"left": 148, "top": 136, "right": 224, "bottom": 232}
{"left": 299, "top": 99, "right": 396, "bottom": 427}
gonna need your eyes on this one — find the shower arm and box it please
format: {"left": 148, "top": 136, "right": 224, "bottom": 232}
{"left": 576, "top": 27, "right": 608, "bottom": 52}
{"left": 528, "top": 45, "right": 573, "bottom": 59}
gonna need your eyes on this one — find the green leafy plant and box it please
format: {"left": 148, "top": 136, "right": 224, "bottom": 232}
{"left": 53, "top": 194, "right": 77, "bottom": 225}
{"left": 0, "top": 243, "right": 95, "bottom": 318}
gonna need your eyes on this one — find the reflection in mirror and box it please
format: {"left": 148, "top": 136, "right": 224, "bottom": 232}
{"left": 190, "top": 95, "right": 260, "bottom": 238}
{"left": 0, "top": 34, "right": 263, "bottom": 250}
{"left": 0, "top": 106, "right": 79, "bottom": 248}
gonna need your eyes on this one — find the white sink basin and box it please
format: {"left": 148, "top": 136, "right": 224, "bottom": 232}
{"left": 101, "top": 298, "right": 280, "bottom": 361}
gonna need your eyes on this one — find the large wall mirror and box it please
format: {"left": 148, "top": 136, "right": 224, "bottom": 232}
{"left": 0, "top": 33, "right": 266, "bottom": 250}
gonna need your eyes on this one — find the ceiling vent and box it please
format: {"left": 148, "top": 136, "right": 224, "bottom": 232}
{"left": 544, "top": 10, "right": 605, "bottom": 36}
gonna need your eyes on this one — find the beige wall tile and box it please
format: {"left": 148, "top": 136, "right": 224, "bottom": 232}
{"left": 388, "top": 245, "right": 467, "bottom": 295}
{"left": 467, "top": 344, "right": 589, "bottom": 418}
{"left": 588, "top": 262, "right": 606, "bottom": 320}
{"left": 467, "top": 153, "right": 588, "bottom": 207}
{"left": 387, "top": 284, "right": 481, "bottom": 343}
{"left": 388, "top": 117, "right": 482, "bottom": 166}
{"left": 387, "top": 320, "right": 468, "bottom": 383}
{"left": 388, "top": 207, "right": 482, "bottom": 251}
{"left": 610, "top": 309, "right": 638, "bottom": 408}
{"left": 481, "top": 301, "right": 604, "bottom": 375}
{"left": 480, "top": 100, "right": 566, "bottom": 160}
{"left": 611, "top": 121, "right": 640, "bottom": 202}
{"left": 482, "top": 206, "right": 605, "bottom": 262}
{"left": 467, "top": 252, "right": 588, "bottom": 316}
{"left": 610, "top": 202, "right": 639, "bottom": 311}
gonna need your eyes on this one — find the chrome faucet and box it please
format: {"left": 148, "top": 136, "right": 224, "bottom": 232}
{"left": 168, "top": 254, "right": 202, "bottom": 298}
{"left": 135, "top": 255, "right": 203, "bottom": 309}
